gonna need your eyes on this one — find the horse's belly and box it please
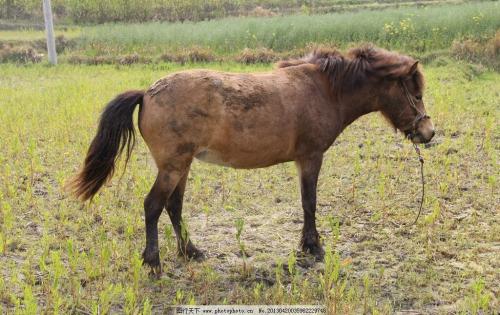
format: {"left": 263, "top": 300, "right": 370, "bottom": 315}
{"left": 194, "top": 147, "right": 291, "bottom": 169}
{"left": 195, "top": 149, "right": 234, "bottom": 167}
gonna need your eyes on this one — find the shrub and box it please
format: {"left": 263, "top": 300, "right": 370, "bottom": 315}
{"left": 119, "top": 54, "right": 140, "bottom": 65}
{"left": 185, "top": 46, "right": 215, "bottom": 63}
{"left": 487, "top": 31, "right": 500, "bottom": 57}
{"left": 158, "top": 53, "right": 178, "bottom": 63}
{"left": 451, "top": 31, "right": 500, "bottom": 71}
{"left": 250, "top": 6, "right": 276, "bottom": 18}
{"left": 66, "top": 55, "right": 115, "bottom": 65}
{"left": 235, "top": 48, "right": 279, "bottom": 64}
{"left": 451, "top": 39, "right": 482, "bottom": 61}
{"left": 159, "top": 47, "right": 215, "bottom": 64}
{"left": 0, "top": 46, "right": 41, "bottom": 63}
{"left": 32, "top": 35, "right": 76, "bottom": 53}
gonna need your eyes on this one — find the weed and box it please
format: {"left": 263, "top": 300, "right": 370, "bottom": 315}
{"left": 320, "top": 245, "right": 350, "bottom": 314}
{"left": 142, "top": 298, "right": 152, "bottom": 315}
{"left": 462, "top": 279, "right": 492, "bottom": 314}
{"left": 97, "top": 284, "right": 121, "bottom": 315}
{"left": 327, "top": 215, "right": 340, "bottom": 247}
{"left": 235, "top": 218, "right": 250, "bottom": 277}
{"left": 22, "top": 285, "right": 37, "bottom": 315}
{"left": 130, "top": 251, "right": 142, "bottom": 294}
{"left": 124, "top": 287, "right": 137, "bottom": 314}
{"left": 164, "top": 224, "right": 175, "bottom": 253}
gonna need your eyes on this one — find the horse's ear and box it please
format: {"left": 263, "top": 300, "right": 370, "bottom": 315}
{"left": 408, "top": 61, "right": 419, "bottom": 75}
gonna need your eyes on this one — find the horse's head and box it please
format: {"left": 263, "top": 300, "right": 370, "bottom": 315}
{"left": 378, "top": 61, "right": 435, "bottom": 144}
{"left": 281, "top": 45, "right": 435, "bottom": 144}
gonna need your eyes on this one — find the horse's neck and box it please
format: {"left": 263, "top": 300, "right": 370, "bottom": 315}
{"left": 338, "top": 90, "right": 378, "bottom": 130}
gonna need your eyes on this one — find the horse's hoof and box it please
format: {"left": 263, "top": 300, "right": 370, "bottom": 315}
{"left": 295, "top": 250, "right": 316, "bottom": 269}
{"left": 148, "top": 265, "right": 162, "bottom": 279}
{"left": 142, "top": 249, "right": 162, "bottom": 269}
{"left": 301, "top": 243, "right": 325, "bottom": 261}
{"left": 143, "top": 251, "right": 162, "bottom": 278}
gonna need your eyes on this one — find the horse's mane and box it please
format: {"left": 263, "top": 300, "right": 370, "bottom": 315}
{"left": 277, "top": 44, "right": 424, "bottom": 94}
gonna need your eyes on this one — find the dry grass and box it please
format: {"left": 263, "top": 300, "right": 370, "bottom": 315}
{"left": 66, "top": 54, "right": 152, "bottom": 66}
{"left": 451, "top": 31, "right": 500, "bottom": 71}
{"left": 0, "top": 44, "right": 41, "bottom": 63}
{"left": 66, "top": 55, "right": 115, "bottom": 65}
{"left": 0, "top": 35, "right": 76, "bottom": 54}
{"left": 159, "top": 46, "right": 216, "bottom": 64}
{"left": 249, "top": 6, "right": 277, "bottom": 18}
{"left": 235, "top": 48, "right": 280, "bottom": 64}
{"left": 0, "top": 34, "right": 75, "bottom": 65}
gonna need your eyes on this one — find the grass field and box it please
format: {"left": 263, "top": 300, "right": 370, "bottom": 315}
{"left": 0, "top": 58, "right": 498, "bottom": 313}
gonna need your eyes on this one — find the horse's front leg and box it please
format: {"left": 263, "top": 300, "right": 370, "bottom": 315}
{"left": 296, "top": 154, "right": 324, "bottom": 260}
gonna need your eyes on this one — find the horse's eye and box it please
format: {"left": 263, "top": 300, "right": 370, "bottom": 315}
{"left": 415, "top": 95, "right": 422, "bottom": 101}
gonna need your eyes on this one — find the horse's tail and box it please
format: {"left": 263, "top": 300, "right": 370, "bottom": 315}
{"left": 68, "top": 90, "right": 144, "bottom": 201}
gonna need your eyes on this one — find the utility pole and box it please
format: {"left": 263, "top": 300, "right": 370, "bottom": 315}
{"left": 6, "top": 0, "right": 13, "bottom": 19}
{"left": 42, "top": 0, "right": 57, "bottom": 65}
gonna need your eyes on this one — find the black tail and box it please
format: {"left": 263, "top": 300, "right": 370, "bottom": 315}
{"left": 69, "top": 90, "right": 144, "bottom": 200}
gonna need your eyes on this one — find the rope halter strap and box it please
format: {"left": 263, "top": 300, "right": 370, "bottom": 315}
{"left": 399, "top": 80, "right": 430, "bottom": 131}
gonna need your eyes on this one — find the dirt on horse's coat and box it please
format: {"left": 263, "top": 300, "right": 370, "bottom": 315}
{"left": 142, "top": 68, "right": 330, "bottom": 169}
{"left": 69, "top": 44, "right": 435, "bottom": 275}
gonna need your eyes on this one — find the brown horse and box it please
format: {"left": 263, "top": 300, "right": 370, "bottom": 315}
{"left": 69, "top": 45, "right": 435, "bottom": 274}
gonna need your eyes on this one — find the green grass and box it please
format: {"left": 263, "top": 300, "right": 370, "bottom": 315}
{"left": 0, "top": 60, "right": 498, "bottom": 313}
{"left": 75, "top": 1, "right": 499, "bottom": 56}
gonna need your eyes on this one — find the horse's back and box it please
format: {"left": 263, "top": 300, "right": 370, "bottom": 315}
{"left": 140, "top": 68, "right": 321, "bottom": 168}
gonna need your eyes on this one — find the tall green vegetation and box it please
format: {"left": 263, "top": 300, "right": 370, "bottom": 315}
{"left": 76, "top": 2, "right": 499, "bottom": 55}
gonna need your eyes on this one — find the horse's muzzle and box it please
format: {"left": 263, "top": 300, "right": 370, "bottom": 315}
{"left": 406, "top": 116, "right": 435, "bottom": 144}
{"left": 407, "top": 129, "right": 435, "bottom": 144}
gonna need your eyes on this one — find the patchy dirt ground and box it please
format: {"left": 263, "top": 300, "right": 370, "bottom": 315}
{"left": 0, "top": 62, "right": 498, "bottom": 314}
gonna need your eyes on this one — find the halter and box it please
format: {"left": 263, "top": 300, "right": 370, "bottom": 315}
{"left": 399, "top": 80, "right": 428, "bottom": 226}
{"left": 399, "top": 80, "right": 430, "bottom": 134}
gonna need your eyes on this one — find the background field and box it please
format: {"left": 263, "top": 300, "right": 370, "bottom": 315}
{"left": 75, "top": 2, "right": 499, "bottom": 54}
{"left": 0, "top": 0, "right": 499, "bottom": 314}
{"left": 0, "top": 0, "right": 483, "bottom": 23}
{"left": 1, "top": 1, "right": 499, "bottom": 67}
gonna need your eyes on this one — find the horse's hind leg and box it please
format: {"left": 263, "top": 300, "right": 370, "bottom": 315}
{"left": 166, "top": 171, "right": 204, "bottom": 261}
{"left": 142, "top": 173, "right": 169, "bottom": 274}
{"left": 142, "top": 167, "right": 186, "bottom": 275}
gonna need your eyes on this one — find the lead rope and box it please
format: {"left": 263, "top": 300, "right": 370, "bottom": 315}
{"left": 409, "top": 143, "right": 425, "bottom": 226}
